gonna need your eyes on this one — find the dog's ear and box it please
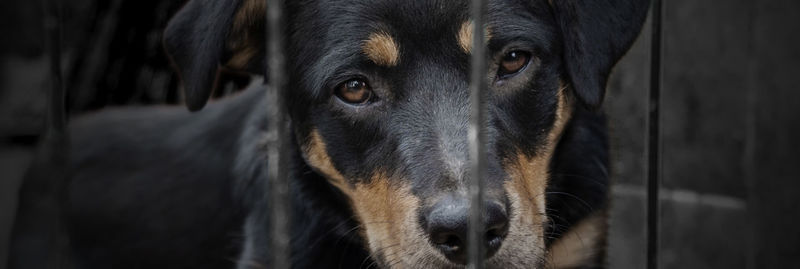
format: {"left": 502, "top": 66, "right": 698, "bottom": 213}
{"left": 551, "top": 0, "right": 650, "bottom": 108}
{"left": 164, "top": 0, "right": 265, "bottom": 111}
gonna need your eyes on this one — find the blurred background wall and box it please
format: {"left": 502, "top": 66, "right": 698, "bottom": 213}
{"left": 1, "top": 0, "right": 799, "bottom": 268}
{"left": 605, "top": 0, "right": 800, "bottom": 268}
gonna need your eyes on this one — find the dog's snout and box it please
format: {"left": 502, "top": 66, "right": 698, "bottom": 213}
{"left": 425, "top": 196, "right": 509, "bottom": 264}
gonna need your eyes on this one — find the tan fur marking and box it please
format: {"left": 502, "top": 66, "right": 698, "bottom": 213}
{"left": 348, "top": 173, "right": 424, "bottom": 266}
{"left": 505, "top": 85, "right": 572, "bottom": 213}
{"left": 363, "top": 32, "right": 400, "bottom": 67}
{"left": 546, "top": 213, "right": 607, "bottom": 268}
{"left": 302, "top": 132, "right": 433, "bottom": 266}
{"left": 458, "top": 21, "right": 493, "bottom": 54}
{"left": 227, "top": 45, "right": 260, "bottom": 70}
{"left": 549, "top": 85, "right": 572, "bottom": 146}
{"left": 497, "top": 86, "right": 573, "bottom": 266}
{"left": 303, "top": 130, "right": 349, "bottom": 191}
{"left": 226, "top": 0, "right": 266, "bottom": 69}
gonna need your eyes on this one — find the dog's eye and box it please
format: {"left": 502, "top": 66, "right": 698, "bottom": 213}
{"left": 335, "top": 79, "right": 373, "bottom": 104}
{"left": 498, "top": 51, "right": 530, "bottom": 78}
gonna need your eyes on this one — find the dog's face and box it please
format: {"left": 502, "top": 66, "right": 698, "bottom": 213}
{"left": 287, "top": 1, "right": 565, "bottom": 267}
{"left": 163, "top": 0, "right": 648, "bottom": 267}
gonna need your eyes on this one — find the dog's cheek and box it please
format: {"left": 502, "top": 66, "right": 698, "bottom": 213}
{"left": 301, "top": 131, "right": 431, "bottom": 266}
{"left": 348, "top": 173, "right": 426, "bottom": 266}
{"left": 496, "top": 88, "right": 572, "bottom": 266}
{"left": 301, "top": 129, "right": 350, "bottom": 192}
{"left": 497, "top": 153, "right": 550, "bottom": 267}
{"left": 545, "top": 212, "right": 607, "bottom": 268}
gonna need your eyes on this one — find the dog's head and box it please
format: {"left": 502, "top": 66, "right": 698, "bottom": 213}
{"left": 164, "top": 0, "right": 648, "bottom": 267}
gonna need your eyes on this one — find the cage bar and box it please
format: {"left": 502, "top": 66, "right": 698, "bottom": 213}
{"left": 46, "top": 0, "right": 69, "bottom": 266}
{"left": 467, "top": 0, "right": 488, "bottom": 268}
{"left": 647, "top": 0, "right": 663, "bottom": 268}
{"left": 265, "top": 0, "right": 291, "bottom": 268}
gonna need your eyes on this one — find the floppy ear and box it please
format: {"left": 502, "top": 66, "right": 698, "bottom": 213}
{"left": 551, "top": 0, "right": 650, "bottom": 108}
{"left": 163, "top": 0, "right": 265, "bottom": 111}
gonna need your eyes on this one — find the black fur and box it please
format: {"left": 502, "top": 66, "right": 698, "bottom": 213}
{"left": 60, "top": 86, "right": 613, "bottom": 269}
{"left": 163, "top": 0, "right": 244, "bottom": 111}
{"left": 551, "top": 0, "right": 651, "bottom": 108}
{"left": 12, "top": 0, "right": 649, "bottom": 268}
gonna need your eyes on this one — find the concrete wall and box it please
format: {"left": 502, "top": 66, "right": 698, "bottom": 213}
{"left": 606, "top": 0, "right": 800, "bottom": 268}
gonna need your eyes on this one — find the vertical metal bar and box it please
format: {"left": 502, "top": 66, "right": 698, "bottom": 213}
{"left": 45, "top": 0, "right": 66, "bottom": 135}
{"left": 265, "top": 0, "right": 290, "bottom": 268}
{"left": 743, "top": 2, "right": 759, "bottom": 268}
{"left": 646, "top": 0, "right": 663, "bottom": 269}
{"left": 9, "top": 0, "right": 71, "bottom": 267}
{"left": 467, "top": 0, "right": 487, "bottom": 268}
{"left": 45, "top": 0, "right": 70, "bottom": 267}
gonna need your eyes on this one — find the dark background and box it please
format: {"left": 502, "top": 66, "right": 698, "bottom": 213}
{"left": 1, "top": 0, "right": 798, "bottom": 268}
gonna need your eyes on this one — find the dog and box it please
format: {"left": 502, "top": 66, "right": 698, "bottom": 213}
{"left": 26, "top": 0, "right": 649, "bottom": 268}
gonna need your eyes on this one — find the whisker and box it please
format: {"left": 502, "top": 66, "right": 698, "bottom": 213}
{"left": 305, "top": 216, "right": 357, "bottom": 250}
{"left": 361, "top": 242, "right": 401, "bottom": 269}
{"left": 550, "top": 172, "right": 608, "bottom": 188}
{"left": 544, "top": 191, "right": 594, "bottom": 212}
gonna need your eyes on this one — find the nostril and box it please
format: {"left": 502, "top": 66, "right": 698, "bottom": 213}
{"left": 485, "top": 224, "right": 508, "bottom": 256}
{"left": 433, "top": 232, "right": 464, "bottom": 252}
{"left": 430, "top": 228, "right": 467, "bottom": 264}
{"left": 426, "top": 197, "right": 470, "bottom": 264}
{"left": 485, "top": 226, "right": 505, "bottom": 242}
{"left": 433, "top": 233, "right": 461, "bottom": 247}
{"left": 483, "top": 202, "right": 509, "bottom": 258}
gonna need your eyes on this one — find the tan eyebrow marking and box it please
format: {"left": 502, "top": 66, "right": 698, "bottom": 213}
{"left": 363, "top": 32, "right": 400, "bottom": 67}
{"left": 458, "top": 20, "right": 492, "bottom": 54}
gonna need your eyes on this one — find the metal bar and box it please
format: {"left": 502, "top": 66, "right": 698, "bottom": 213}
{"left": 743, "top": 3, "right": 759, "bottom": 268}
{"left": 646, "top": 0, "right": 663, "bottom": 268}
{"left": 467, "top": 0, "right": 488, "bottom": 267}
{"left": 44, "top": 0, "right": 70, "bottom": 266}
{"left": 46, "top": 0, "right": 66, "bottom": 135}
{"left": 265, "top": 0, "right": 290, "bottom": 268}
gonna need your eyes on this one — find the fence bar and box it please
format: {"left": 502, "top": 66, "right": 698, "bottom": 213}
{"left": 45, "top": 0, "right": 66, "bottom": 136}
{"left": 265, "top": 0, "right": 290, "bottom": 268}
{"left": 467, "top": 0, "right": 488, "bottom": 268}
{"left": 45, "top": 0, "right": 71, "bottom": 266}
{"left": 646, "top": 0, "right": 663, "bottom": 268}
{"left": 7, "top": 0, "right": 69, "bottom": 268}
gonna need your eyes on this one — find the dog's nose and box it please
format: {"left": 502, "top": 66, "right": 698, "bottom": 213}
{"left": 425, "top": 196, "right": 509, "bottom": 264}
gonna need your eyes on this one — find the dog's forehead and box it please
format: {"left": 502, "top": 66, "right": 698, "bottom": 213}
{"left": 328, "top": 0, "right": 468, "bottom": 27}
{"left": 307, "top": 0, "right": 546, "bottom": 37}
{"left": 288, "top": 0, "right": 556, "bottom": 99}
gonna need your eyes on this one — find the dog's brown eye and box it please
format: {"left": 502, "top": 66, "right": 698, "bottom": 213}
{"left": 335, "top": 79, "right": 373, "bottom": 104}
{"left": 498, "top": 51, "right": 530, "bottom": 77}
